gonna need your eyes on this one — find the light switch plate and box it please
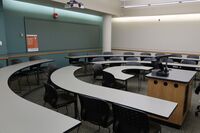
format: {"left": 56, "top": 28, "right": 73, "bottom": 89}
{"left": 0, "top": 41, "right": 2, "bottom": 46}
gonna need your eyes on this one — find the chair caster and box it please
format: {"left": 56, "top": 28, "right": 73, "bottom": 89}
{"left": 195, "top": 112, "right": 198, "bottom": 117}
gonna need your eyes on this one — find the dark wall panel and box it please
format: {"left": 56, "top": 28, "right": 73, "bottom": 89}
{"left": 25, "top": 18, "right": 101, "bottom": 52}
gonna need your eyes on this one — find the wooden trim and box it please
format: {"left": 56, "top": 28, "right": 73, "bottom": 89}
{"left": 112, "top": 48, "right": 200, "bottom": 56}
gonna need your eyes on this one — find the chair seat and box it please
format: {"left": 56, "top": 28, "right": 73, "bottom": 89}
{"left": 55, "top": 93, "right": 76, "bottom": 108}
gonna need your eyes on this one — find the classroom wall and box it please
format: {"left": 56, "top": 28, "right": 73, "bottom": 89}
{"left": 112, "top": 20, "right": 200, "bottom": 54}
{"left": 2, "top": 0, "right": 102, "bottom": 67}
{"left": 0, "top": 0, "right": 7, "bottom": 55}
{"left": 25, "top": 18, "right": 101, "bottom": 51}
{"left": 112, "top": 2, "right": 200, "bottom": 54}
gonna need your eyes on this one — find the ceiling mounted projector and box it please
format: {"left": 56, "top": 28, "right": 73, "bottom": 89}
{"left": 65, "top": 0, "right": 84, "bottom": 9}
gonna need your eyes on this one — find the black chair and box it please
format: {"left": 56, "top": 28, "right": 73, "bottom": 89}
{"left": 68, "top": 52, "right": 84, "bottom": 66}
{"left": 171, "top": 54, "right": 182, "bottom": 63}
{"left": 112, "top": 104, "right": 161, "bottom": 133}
{"left": 140, "top": 52, "right": 151, "bottom": 61}
{"left": 195, "top": 84, "right": 200, "bottom": 117}
{"left": 29, "top": 56, "right": 46, "bottom": 83}
{"left": 43, "top": 83, "right": 78, "bottom": 118}
{"left": 102, "top": 51, "right": 113, "bottom": 60}
{"left": 143, "top": 57, "right": 156, "bottom": 67}
{"left": 87, "top": 52, "right": 100, "bottom": 62}
{"left": 79, "top": 95, "right": 113, "bottom": 133}
{"left": 162, "top": 58, "right": 173, "bottom": 63}
{"left": 102, "top": 71, "right": 125, "bottom": 90}
{"left": 92, "top": 57, "right": 105, "bottom": 62}
{"left": 181, "top": 60, "right": 196, "bottom": 71}
{"left": 93, "top": 64, "right": 103, "bottom": 80}
{"left": 125, "top": 57, "right": 141, "bottom": 66}
{"left": 109, "top": 57, "right": 122, "bottom": 67}
{"left": 187, "top": 55, "right": 199, "bottom": 65}
{"left": 9, "top": 59, "right": 31, "bottom": 91}
{"left": 162, "top": 58, "right": 174, "bottom": 68}
{"left": 123, "top": 52, "right": 134, "bottom": 60}
{"left": 46, "top": 64, "right": 59, "bottom": 84}
{"left": 155, "top": 53, "right": 165, "bottom": 57}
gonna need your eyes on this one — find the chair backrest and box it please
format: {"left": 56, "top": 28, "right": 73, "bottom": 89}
{"left": 125, "top": 57, "right": 138, "bottom": 61}
{"left": 43, "top": 83, "right": 58, "bottom": 108}
{"left": 79, "top": 95, "right": 111, "bottom": 127}
{"left": 10, "top": 59, "right": 22, "bottom": 65}
{"left": 92, "top": 57, "right": 105, "bottom": 62}
{"left": 102, "top": 71, "right": 115, "bottom": 88}
{"left": 143, "top": 57, "right": 155, "bottom": 61}
{"left": 109, "top": 57, "right": 122, "bottom": 61}
{"left": 187, "top": 55, "right": 199, "bottom": 65}
{"left": 93, "top": 64, "right": 103, "bottom": 76}
{"left": 171, "top": 54, "right": 182, "bottom": 57}
{"left": 125, "top": 57, "right": 140, "bottom": 66}
{"left": 123, "top": 52, "right": 135, "bottom": 60}
{"left": 187, "top": 55, "right": 199, "bottom": 59}
{"left": 126, "top": 62, "right": 141, "bottom": 66}
{"left": 155, "top": 53, "right": 165, "bottom": 56}
{"left": 140, "top": 52, "right": 151, "bottom": 56}
{"left": 29, "top": 56, "right": 41, "bottom": 61}
{"left": 123, "top": 52, "right": 134, "bottom": 55}
{"left": 171, "top": 54, "right": 182, "bottom": 63}
{"left": 113, "top": 104, "right": 149, "bottom": 133}
{"left": 47, "top": 64, "right": 58, "bottom": 81}
{"left": 182, "top": 60, "right": 196, "bottom": 65}
{"left": 68, "top": 53, "right": 81, "bottom": 63}
{"left": 140, "top": 52, "right": 151, "bottom": 61}
{"left": 102, "top": 52, "right": 113, "bottom": 55}
{"left": 162, "top": 58, "right": 173, "bottom": 63}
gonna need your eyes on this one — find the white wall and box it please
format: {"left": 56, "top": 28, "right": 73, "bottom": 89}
{"left": 112, "top": 20, "right": 200, "bottom": 54}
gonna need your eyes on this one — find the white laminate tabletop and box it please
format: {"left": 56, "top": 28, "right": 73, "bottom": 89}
{"left": 51, "top": 66, "right": 177, "bottom": 118}
{"left": 0, "top": 59, "right": 80, "bottom": 133}
{"left": 169, "top": 57, "right": 200, "bottom": 61}
{"left": 66, "top": 54, "right": 153, "bottom": 59}
{"left": 103, "top": 66, "right": 152, "bottom": 81}
{"left": 92, "top": 60, "right": 200, "bottom": 69}
{"left": 146, "top": 68, "right": 196, "bottom": 83}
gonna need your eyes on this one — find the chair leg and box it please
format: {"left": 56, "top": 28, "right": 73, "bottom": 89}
{"left": 17, "top": 77, "right": 22, "bottom": 92}
{"left": 74, "top": 101, "right": 78, "bottom": 119}
{"left": 65, "top": 106, "right": 69, "bottom": 114}
{"left": 77, "top": 125, "right": 81, "bottom": 133}
{"left": 26, "top": 75, "right": 31, "bottom": 90}
{"left": 107, "top": 127, "right": 111, "bottom": 133}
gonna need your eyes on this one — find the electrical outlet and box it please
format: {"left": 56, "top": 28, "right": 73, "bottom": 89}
{"left": 0, "top": 41, "right": 2, "bottom": 46}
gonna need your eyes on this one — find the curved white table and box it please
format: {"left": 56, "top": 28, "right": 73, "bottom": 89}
{"left": 103, "top": 66, "right": 152, "bottom": 81}
{"left": 51, "top": 66, "right": 177, "bottom": 118}
{"left": 92, "top": 60, "right": 200, "bottom": 69}
{"left": 0, "top": 59, "right": 80, "bottom": 133}
{"left": 103, "top": 66, "right": 153, "bottom": 90}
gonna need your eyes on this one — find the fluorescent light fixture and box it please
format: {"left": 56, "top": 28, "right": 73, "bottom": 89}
{"left": 122, "top": 4, "right": 148, "bottom": 8}
{"left": 122, "top": 0, "right": 200, "bottom": 8}
{"left": 112, "top": 14, "right": 200, "bottom": 22}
